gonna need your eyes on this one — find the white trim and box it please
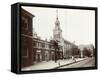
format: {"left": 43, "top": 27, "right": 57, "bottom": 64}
{"left": 21, "top": 34, "right": 33, "bottom": 38}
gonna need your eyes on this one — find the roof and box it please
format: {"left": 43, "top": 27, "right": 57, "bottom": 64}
{"left": 21, "top": 8, "right": 35, "bottom": 18}
{"left": 63, "top": 39, "right": 76, "bottom": 46}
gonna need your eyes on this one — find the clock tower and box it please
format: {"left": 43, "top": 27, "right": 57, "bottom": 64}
{"left": 53, "top": 10, "right": 62, "bottom": 43}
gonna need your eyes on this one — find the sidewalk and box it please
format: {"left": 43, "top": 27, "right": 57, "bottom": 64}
{"left": 22, "top": 58, "right": 87, "bottom": 71}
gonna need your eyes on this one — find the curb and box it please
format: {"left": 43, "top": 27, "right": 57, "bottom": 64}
{"left": 53, "top": 58, "right": 87, "bottom": 69}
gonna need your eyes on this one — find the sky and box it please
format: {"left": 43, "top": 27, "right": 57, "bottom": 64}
{"left": 22, "top": 6, "right": 95, "bottom": 46}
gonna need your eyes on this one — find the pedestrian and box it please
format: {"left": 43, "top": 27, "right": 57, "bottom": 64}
{"left": 72, "top": 56, "right": 76, "bottom": 62}
{"left": 72, "top": 56, "right": 74, "bottom": 60}
{"left": 58, "top": 61, "right": 60, "bottom": 66}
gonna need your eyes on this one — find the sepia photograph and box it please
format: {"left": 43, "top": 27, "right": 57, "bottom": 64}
{"left": 20, "top": 5, "right": 96, "bottom": 71}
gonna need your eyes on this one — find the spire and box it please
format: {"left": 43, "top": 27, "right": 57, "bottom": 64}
{"left": 55, "top": 10, "right": 60, "bottom": 26}
{"left": 53, "top": 10, "right": 62, "bottom": 41}
{"left": 56, "top": 10, "right": 58, "bottom": 19}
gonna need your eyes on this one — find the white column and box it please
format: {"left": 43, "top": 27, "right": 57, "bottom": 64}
{"left": 80, "top": 49, "right": 83, "bottom": 58}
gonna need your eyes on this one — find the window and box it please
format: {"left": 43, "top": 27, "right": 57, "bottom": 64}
{"left": 22, "top": 16, "right": 28, "bottom": 30}
{"left": 42, "top": 43, "right": 45, "bottom": 48}
{"left": 33, "top": 41, "right": 37, "bottom": 47}
{"left": 36, "top": 42, "right": 39, "bottom": 48}
{"left": 22, "top": 48, "right": 29, "bottom": 58}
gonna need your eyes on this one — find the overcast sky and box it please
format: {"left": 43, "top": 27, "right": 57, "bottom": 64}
{"left": 22, "top": 6, "right": 95, "bottom": 46}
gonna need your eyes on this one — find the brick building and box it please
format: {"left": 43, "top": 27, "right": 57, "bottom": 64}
{"left": 21, "top": 9, "right": 35, "bottom": 67}
{"left": 32, "top": 37, "right": 63, "bottom": 63}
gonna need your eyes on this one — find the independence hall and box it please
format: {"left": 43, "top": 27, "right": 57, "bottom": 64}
{"left": 21, "top": 8, "right": 79, "bottom": 68}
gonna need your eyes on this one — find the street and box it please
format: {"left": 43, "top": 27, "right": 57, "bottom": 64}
{"left": 59, "top": 57, "right": 95, "bottom": 69}
{"left": 22, "top": 57, "right": 95, "bottom": 71}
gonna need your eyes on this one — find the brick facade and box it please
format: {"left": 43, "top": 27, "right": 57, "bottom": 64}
{"left": 21, "top": 9, "right": 35, "bottom": 67}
